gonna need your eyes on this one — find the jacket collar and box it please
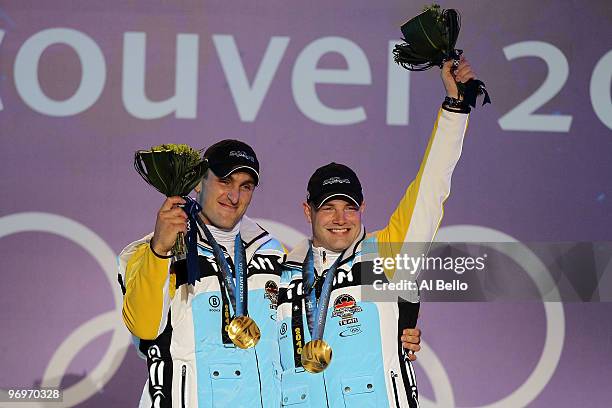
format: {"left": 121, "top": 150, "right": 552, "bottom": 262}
{"left": 196, "top": 215, "right": 271, "bottom": 257}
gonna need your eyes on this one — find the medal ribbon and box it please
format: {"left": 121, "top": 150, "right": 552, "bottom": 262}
{"left": 183, "top": 197, "right": 202, "bottom": 286}
{"left": 196, "top": 217, "right": 248, "bottom": 317}
{"left": 302, "top": 244, "right": 344, "bottom": 340}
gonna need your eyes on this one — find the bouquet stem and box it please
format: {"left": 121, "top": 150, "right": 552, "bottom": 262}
{"left": 173, "top": 231, "right": 187, "bottom": 261}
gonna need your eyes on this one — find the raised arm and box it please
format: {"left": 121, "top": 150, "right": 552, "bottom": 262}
{"left": 374, "top": 108, "right": 469, "bottom": 245}
{"left": 374, "top": 57, "right": 477, "bottom": 277}
{"left": 119, "top": 196, "right": 187, "bottom": 340}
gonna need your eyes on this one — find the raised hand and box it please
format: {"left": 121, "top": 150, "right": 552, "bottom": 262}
{"left": 151, "top": 196, "right": 188, "bottom": 255}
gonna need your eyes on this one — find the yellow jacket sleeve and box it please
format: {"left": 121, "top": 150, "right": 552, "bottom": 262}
{"left": 120, "top": 238, "right": 174, "bottom": 340}
{"left": 375, "top": 109, "right": 469, "bottom": 279}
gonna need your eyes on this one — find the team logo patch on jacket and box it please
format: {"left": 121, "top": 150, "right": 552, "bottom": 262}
{"left": 331, "top": 294, "right": 362, "bottom": 326}
{"left": 264, "top": 280, "right": 278, "bottom": 309}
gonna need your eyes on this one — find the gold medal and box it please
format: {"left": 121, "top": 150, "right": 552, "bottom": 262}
{"left": 227, "top": 316, "right": 261, "bottom": 349}
{"left": 301, "top": 339, "right": 333, "bottom": 373}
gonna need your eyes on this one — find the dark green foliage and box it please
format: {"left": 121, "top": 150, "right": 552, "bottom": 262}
{"left": 134, "top": 144, "right": 207, "bottom": 197}
{"left": 393, "top": 4, "right": 461, "bottom": 71}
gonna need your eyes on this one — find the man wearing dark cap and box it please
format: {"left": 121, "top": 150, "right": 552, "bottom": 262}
{"left": 118, "top": 140, "right": 287, "bottom": 407}
{"left": 277, "top": 57, "right": 477, "bottom": 407}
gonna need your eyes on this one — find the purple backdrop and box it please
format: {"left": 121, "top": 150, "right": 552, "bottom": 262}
{"left": 1, "top": 1, "right": 611, "bottom": 407}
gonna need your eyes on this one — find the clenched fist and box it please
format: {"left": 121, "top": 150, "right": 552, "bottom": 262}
{"left": 441, "top": 55, "right": 477, "bottom": 99}
{"left": 150, "top": 196, "right": 188, "bottom": 255}
{"left": 401, "top": 327, "right": 422, "bottom": 361}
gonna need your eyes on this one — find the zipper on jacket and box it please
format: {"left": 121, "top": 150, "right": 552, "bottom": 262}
{"left": 181, "top": 365, "right": 187, "bottom": 408}
{"left": 254, "top": 349, "right": 264, "bottom": 407}
{"left": 322, "top": 372, "right": 330, "bottom": 408}
{"left": 390, "top": 370, "right": 401, "bottom": 408}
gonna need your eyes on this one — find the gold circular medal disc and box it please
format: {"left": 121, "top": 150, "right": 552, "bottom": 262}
{"left": 227, "top": 316, "right": 261, "bottom": 349}
{"left": 301, "top": 340, "right": 333, "bottom": 373}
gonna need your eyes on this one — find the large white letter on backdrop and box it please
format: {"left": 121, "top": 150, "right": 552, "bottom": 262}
{"left": 213, "top": 35, "right": 290, "bottom": 122}
{"left": 292, "top": 36, "right": 371, "bottom": 125}
{"left": 122, "top": 32, "right": 199, "bottom": 119}
{"left": 14, "top": 28, "right": 106, "bottom": 116}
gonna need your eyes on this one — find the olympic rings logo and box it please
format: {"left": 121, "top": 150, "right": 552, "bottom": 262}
{"left": 421, "top": 225, "right": 565, "bottom": 408}
{"left": 0, "top": 212, "right": 131, "bottom": 407}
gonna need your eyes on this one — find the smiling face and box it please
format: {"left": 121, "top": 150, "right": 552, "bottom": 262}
{"left": 196, "top": 170, "right": 256, "bottom": 231}
{"left": 304, "top": 199, "right": 365, "bottom": 252}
